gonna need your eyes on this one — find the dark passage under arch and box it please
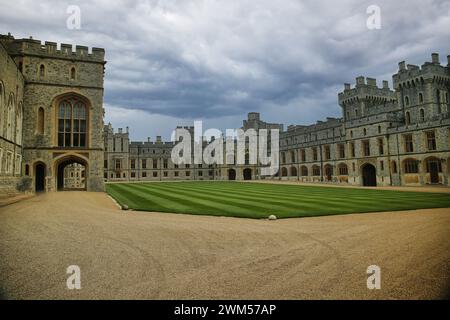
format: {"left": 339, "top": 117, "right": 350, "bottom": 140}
{"left": 362, "top": 163, "right": 377, "bottom": 187}
{"left": 57, "top": 157, "right": 87, "bottom": 191}
{"left": 35, "top": 163, "right": 46, "bottom": 192}
{"left": 243, "top": 168, "right": 252, "bottom": 181}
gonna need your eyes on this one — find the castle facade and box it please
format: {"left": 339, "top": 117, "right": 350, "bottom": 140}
{"left": 0, "top": 34, "right": 106, "bottom": 194}
{"left": 104, "top": 54, "right": 450, "bottom": 187}
{"left": 1, "top": 33, "right": 449, "bottom": 193}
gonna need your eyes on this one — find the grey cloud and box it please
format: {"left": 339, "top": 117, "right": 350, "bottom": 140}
{"left": 1, "top": 0, "right": 449, "bottom": 139}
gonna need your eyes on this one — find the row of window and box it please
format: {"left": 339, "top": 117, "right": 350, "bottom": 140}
{"left": 284, "top": 125, "right": 385, "bottom": 147}
{"left": 403, "top": 90, "right": 449, "bottom": 107}
{"left": 106, "top": 170, "right": 216, "bottom": 179}
{"left": 280, "top": 130, "right": 439, "bottom": 164}
{"left": 0, "top": 148, "right": 21, "bottom": 175}
{"left": 35, "top": 64, "right": 77, "bottom": 81}
{"left": 107, "top": 158, "right": 217, "bottom": 170}
{"left": 282, "top": 128, "right": 343, "bottom": 146}
{"left": 279, "top": 157, "right": 443, "bottom": 177}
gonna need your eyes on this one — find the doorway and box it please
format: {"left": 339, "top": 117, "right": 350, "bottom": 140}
{"left": 243, "top": 168, "right": 252, "bottom": 181}
{"left": 228, "top": 169, "right": 236, "bottom": 181}
{"left": 35, "top": 163, "right": 46, "bottom": 192}
{"left": 362, "top": 163, "right": 377, "bottom": 187}
{"left": 427, "top": 158, "right": 440, "bottom": 184}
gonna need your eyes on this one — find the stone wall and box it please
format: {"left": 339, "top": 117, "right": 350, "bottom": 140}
{"left": 0, "top": 42, "right": 25, "bottom": 195}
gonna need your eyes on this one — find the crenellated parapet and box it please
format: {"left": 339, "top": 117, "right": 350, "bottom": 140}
{"left": 338, "top": 76, "right": 396, "bottom": 108}
{"left": 0, "top": 33, "right": 105, "bottom": 63}
{"left": 393, "top": 53, "right": 450, "bottom": 89}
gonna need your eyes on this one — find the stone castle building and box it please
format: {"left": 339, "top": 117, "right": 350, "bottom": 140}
{"left": 104, "top": 54, "right": 450, "bottom": 187}
{"left": 1, "top": 32, "right": 449, "bottom": 193}
{"left": 0, "top": 33, "right": 106, "bottom": 194}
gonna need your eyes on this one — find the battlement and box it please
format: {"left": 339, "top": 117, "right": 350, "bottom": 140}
{"left": 393, "top": 53, "right": 450, "bottom": 88}
{"left": 285, "top": 117, "right": 342, "bottom": 133}
{"left": 338, "top": 76, "right": 395, "bottom": 107}
{"left": 0, "top": 33, "right": 105, "bottom": 62}
{"left": 247, "top": 112, "right": 261, "bottom": 121}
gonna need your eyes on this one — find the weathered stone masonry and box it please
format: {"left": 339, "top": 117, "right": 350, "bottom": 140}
{"left": 0, "top": 33, "right": 106, "bottom": 193}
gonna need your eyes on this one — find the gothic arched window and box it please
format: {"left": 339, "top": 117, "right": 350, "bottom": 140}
{"left": 405, "top": 111, "right": 411, "bottom": 125}
{"left": 57, "top": 97, "right": 87, "bottom": 147}
{"left": 419, "top": 109, "right": 425, "bottom": 122}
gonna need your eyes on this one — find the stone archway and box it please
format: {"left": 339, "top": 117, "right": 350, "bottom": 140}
{"left": 290, "top": 166, "right": 298, "bottom": 177}
{"left": 55, "top": 155, "right": 88, "bottom": 191}
{"left": 361, "top": 163, "right": 377, "bottom": 187}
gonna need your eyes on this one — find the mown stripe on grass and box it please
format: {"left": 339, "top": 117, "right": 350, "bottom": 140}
{"left": 106, "top": 182, "right": 450, "bottom": 219}
{"left": 141, "top": 182, "right": 403, "bottom": 213}
{"left": 127, "top": 183, "right": 265, "bottom": 217}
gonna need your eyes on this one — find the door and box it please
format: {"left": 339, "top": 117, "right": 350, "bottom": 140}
{"left": 35, "top": 163, "right": 46, "bottom": 192}
{"left": 429, "top": 161, "right": 439, "bottom": 184}
{"left": 228, "top": 169, "right": 236, "bottom": 181}
{"left": 362, "top": 164, "right": 377, "bottom": 187}
{"left": 243, "top": 168, "right": 252, "bottom": 181}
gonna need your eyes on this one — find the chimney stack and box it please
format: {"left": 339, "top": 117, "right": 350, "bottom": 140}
{"left": 156, "top": 136, "right": 162, "bottom": 143}
{"left": 431, "top": 53, "right": 439, "bottom": 64}
{"left": 344, "top": 83, "right": 351, "bottom": 91}
{"left": 118, "top": 128, "right": 123, "bottom": 134}
{"left": 147, "top": 137, "right": 150, "bottom": 143}
{"left": 126, "top": 126, "right": 129, "bottom": 133}
{"left": 399, "top": 61, "right": 406, "bottom": 71}
{"left": 447, "top": 55, "right": 450, "bottom": 66}
{"left": 382, "top": 80, "right": 389, "bottom": 89}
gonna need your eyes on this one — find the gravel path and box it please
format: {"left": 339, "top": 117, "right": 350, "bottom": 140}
{"left": 0, "top": 191, "right": 449, "bottom": 299}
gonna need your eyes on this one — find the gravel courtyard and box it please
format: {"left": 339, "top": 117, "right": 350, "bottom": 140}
{"left": 0, "top": 191, "right": 449, "bottom": 299}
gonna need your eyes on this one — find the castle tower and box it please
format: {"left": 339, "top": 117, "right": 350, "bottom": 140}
{"left": 0, "top": 34, "right": 106, "bottom": 192}
{"left": 392, "top": 53, "right": 450, "bottom": 124}
{"left": 338, "top": 76, "right": 397, "bottom": 121}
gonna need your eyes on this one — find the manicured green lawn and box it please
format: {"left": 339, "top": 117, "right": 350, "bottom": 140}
{"left": 106, "top": 181, "right": 450, "bottom": 219}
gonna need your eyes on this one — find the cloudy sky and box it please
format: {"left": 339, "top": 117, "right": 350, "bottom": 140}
{"left": 1, "top": 0, "right": 449, "bottom": 140}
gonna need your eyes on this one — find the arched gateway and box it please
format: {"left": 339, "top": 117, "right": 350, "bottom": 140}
{"left": 55, "top": 155, "right": 88, "bottom": 191}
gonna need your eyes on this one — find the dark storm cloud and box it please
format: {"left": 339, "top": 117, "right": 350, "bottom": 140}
{"left": 1, "top": 0, "right": 449, "bottom": 139}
